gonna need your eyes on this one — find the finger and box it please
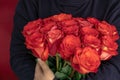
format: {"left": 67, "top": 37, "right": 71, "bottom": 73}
{"left": 34, "top": 63, "right": 43, "bottom": 80}
{"left": 37, "top": 59, "right": 53, "bottom": 74}
{"left": 37, "top": 59, "right": 55, "bottom": 80}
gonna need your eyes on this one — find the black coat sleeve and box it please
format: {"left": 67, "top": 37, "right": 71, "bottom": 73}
{"left": 83, "top": 1, "right": 120, "bottom": 80}
{"left": 10, "top": 0, "right": 38, "bottom": 80}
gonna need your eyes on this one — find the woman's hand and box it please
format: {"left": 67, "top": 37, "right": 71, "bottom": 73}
{"left": 34, "top": 59, "right": 55, "bottom": 80}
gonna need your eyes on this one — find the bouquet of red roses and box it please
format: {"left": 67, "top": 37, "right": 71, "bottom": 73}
{"left": 22, "top": 13, "right": 119, "bottom": 80}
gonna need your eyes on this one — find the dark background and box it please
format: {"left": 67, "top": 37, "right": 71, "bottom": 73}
{"left": 0, "top": 0, "right": 18, "bottom": 80}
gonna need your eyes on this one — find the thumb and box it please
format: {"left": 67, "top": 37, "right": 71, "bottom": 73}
{"left": 37, "top": 59, "right": 53, "bottom": 74}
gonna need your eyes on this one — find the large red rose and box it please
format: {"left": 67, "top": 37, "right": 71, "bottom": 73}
{"left": 59, "top": 35, "right": 81, "bottom": 60}
{"left": 72, "top": 47, "right": 100, "bottom": 74}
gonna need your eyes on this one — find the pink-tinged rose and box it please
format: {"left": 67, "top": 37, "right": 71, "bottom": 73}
{"left": 47, "top": 29, "right": 64, "bottom": 56}
{"left": 22, "top": 19, "right": 42, "bottom": 37}
{"left": 73, "top": 47, "right": 100, "bottom": 74}
{"left": 52, "top": 13, "right": 72, "bottom": 21}
{"left": 81, "top": 27, "right": 99, "bottom": 37}
{"left": 47, "top": 29, "right": 63, "bottom": 44}
{"left": 100, "top": 45, "right": 118, "bottom": 60}
{"left": 100, "top": 50, "right": 118, "bottom": 60}
{"left": 59, "top": 35, "right": 81, "bottom": 60}
{"left": 83, "top": 35, "right": 101, "bottom": 49}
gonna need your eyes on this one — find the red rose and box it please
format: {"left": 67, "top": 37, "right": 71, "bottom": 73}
{"left": 25, "top": 32, "right": 49, "bottom": 60}
{"left": 61, "top": 19, "right": 77, "bottom": 26}
{"left": 52, "top": 13, "right": 72, "bottom": 21}
{"left": 102, "top": 36, "right": 118, "bottom": 51}
{"left": 40, "top": 21, "right": 57, "bottom": 33}
{"left": 87, "top": 17, "right": 100, "bottom": 25}
{"left": 59, "top": 19, "right": 80, "bottom": 36}
{"left": 59, "top": 35, "right": 81, "bottom": 60}
{"left": 100, "top": 36, "right": 118, "bottom": 60}
{"left": 47, "top": 29, "right": 64, "bottom": 56}
{"left": 72, "top": 47, "right": 100, "bottom": 74}
{"left": 71, "top": 48, "right": 82, "bottom": 73}
{"left": 81, "top": 27, "right": 99, "bottom": 37}
{"left": 97, "top": 21, "right": 111, "bottom": 35}
{"left": 32, "top": 46, "right": 49, "bottom": 61}
{"left": 83, "top": 35, "right": 101, "bottom": 49}
{"left": 22, "top": 19, "right": 42, "bottom": 37}
{"left": 97, "top": 21, "right": 119, "bottom": 40}
{"left": 76, "top": 18, "right": 94, "bottom": 28}
{"left": 25, "top": 32, "right": 44, "bottom": 49}
{"left": 109, "top": 25, "right": 119, "bottom": 41}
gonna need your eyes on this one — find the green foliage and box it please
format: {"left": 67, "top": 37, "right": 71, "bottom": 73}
{"left": 47, "top": 54, "right": 85, "bottom": 80}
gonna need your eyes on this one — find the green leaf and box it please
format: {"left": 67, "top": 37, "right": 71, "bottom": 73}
{"left": 55, "top": 71, "right": 68, "bottom": 79}
{"left": 72, "top": 72, "right": 83, "bottom": 80}
{"left": 55, "top": 71, "right": 72, "bottom": 80}
{"left": 61, "top": 65, "right": 72, "bottom": 75}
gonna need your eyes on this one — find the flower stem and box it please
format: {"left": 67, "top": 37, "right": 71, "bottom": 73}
{"left": 63, "top": 61, "right": 67, "bottom": 67}
{"left": 69, "top": 69, "right": 75, "bottom": 78}
{"left": 56, "top": 54, "right": 59, "bottom": 71}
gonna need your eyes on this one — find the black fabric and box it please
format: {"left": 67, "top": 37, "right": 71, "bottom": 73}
{"left": 10, "top": 0, "right": 120, "bottom": 80}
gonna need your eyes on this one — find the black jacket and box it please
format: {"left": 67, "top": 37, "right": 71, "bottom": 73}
{"left": 10, "top": 0, "right": 120, "bottom": 80}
